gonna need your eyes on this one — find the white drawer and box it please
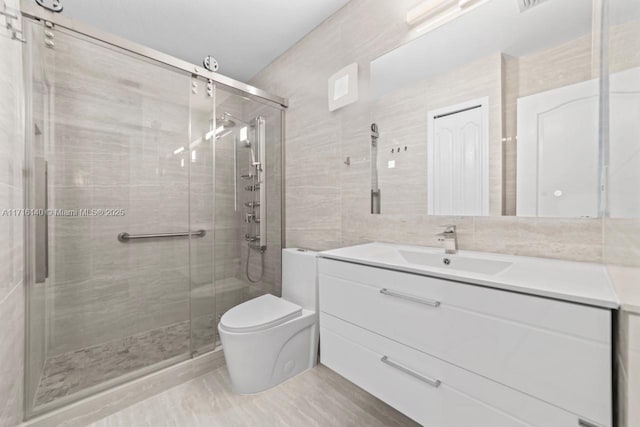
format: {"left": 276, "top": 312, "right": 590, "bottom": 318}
{"left": 319, "top": 259, "right": 612, "bottom": 427}
{"left": 321, "top": 313, "right": 592, "bottom": 427}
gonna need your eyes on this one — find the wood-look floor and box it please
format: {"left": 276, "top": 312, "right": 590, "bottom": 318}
{"left": 87, "top": 364, "right": 419, "bottom": 427}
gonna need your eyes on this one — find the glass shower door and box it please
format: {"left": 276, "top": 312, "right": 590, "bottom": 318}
{"left": 23, "top": 19, "right": 214, "bottom": 416}
{"left": 189, "top": 77, "right": 216, "bottom": 355}
{"left": 212, "top": 87, "right": 283, "bottom": 333}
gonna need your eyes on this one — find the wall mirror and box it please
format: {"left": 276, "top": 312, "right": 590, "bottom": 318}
{"left": 369, "top": 0, "right": 640, "bottom": 218}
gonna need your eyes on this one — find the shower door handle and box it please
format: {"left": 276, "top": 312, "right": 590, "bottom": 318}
{"left": 35, "top": 158, "right": 48, "bottom": 283}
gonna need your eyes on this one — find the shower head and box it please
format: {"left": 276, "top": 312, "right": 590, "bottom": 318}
{"left": 217, "top": 115, "right": 236, "bottom": 129}
{"left": 212, "top": 114, "right": 235, "bottom": 141}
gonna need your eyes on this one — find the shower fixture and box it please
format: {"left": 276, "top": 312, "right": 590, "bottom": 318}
{"left": 371, "top": 123, "right": 381, "bottom": 214}
{"left": 217, "top": 130, "right": 232, "bottom": 139}
{"left": 217, "top": 113, "right": 236, "bottom": 129}
{"left": 214, "top": 114, "right": 236, "bottom": 140}
{"left": 242, "top": 116, "right": 267, "bottom": 283}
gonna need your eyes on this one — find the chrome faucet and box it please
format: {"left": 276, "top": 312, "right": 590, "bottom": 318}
{"left": 436, "top": 225, "right": 458, "bottom": 254}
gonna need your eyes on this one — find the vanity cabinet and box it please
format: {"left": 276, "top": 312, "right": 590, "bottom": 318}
{"left": 318, "top": 258, "right": 613, "bottom": 427}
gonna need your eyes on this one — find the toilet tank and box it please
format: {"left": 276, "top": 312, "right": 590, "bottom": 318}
{"left": 282, "top": 248, "right": 318, "bottom": 311}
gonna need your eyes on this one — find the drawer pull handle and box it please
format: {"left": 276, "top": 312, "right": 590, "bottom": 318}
{"left": 578, "top": 420, "right": 601, "bottom": 427}
{"left": 379, "top": 288, "right": 441, "bottom": 307}
{"left": 380, "top": 356, "right": 442, "bottom": 388}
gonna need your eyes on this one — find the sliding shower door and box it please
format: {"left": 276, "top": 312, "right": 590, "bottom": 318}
{"left": 23, "top": 19, "right": 215, "bottom": 416}
{"left": 189, "top": 78, "right": 216, "bottom": 356}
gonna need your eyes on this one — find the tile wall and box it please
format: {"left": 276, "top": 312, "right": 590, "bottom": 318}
{"left": 0, "top": 0, "right": 25, "bottom": 425}
{"left": 604, "top": 2, "right": 640, "bottom": 426}
{"left": 250, "top": 0, "right": 603, "bottom": 262}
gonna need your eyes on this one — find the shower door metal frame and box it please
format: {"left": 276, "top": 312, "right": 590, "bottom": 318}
{"left": 18, "top": 0, "right": 289, "bottom": 109}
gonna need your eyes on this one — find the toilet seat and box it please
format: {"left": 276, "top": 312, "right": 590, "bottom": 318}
{"left": 220, "top": 294, "right": 302, "bottom": 333}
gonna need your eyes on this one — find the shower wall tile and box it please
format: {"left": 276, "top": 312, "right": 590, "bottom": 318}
{"left": 49, "top": 266, "right": 190, "bottom": 355}
{"left": 213, "top": 95, "right": 243, "bottom": 288}
{"left": 251, "top": 0, "right": 605, "bottom": 262}
{"left": 0, "top": 0, "right": 24, "bottom": 424}
{"left": 0, "top": 284, "right": 24, "bottom": 427}
{"left": 0, "top": 9, "right": 24, "bottom": 303}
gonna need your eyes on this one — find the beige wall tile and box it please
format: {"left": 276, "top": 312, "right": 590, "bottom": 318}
{"left": 0, "top": 1, "right": 24, "bottom": 424}
{"left": 0, "top": 284, "right": 24, "bottom": 427}
{"left": 251, "top": 0, "right": 607, "bottom": 264}
{"left": 604, "top": 7, "right": 640, "bottom": 427}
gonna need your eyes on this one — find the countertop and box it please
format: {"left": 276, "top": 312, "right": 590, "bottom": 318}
{"left": 607, "top": 265, "right": 640, "bottom": 314}
{"left": 319, "top": 242, "right": 619, "bottom": 309}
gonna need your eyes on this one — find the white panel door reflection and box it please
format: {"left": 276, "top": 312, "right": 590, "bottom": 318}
{"left": 517, "top": 79, "right": 600, "bottom": 218}
{"left": 517, "top": 67, "right": 640, "bottom": 218}
{"left": 538, "top": 97, "right": 600, "bottom": 218}
{"left": 428, "top": 102, "right": 489, "bottom": 216}
{"left": 609, "top": 69, "right": 640, "bottom": 219}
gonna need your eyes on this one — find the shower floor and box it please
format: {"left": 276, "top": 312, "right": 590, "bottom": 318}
{"left": 34, "top": 322, "right": 192, "bottom": 407}
{"left": 33, "top": 276, "right": 264, "bottom": 408}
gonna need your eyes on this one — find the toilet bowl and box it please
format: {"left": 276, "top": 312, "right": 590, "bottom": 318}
{"left": 218, "top": 248, "right": 318, "bottom": 394}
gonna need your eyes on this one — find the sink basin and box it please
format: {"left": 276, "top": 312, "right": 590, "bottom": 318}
{"left": 398, "top": 250, "right": 512, "bottom": 275}
{"left": 320, "top": 242, "right": 619, "bottom": 309}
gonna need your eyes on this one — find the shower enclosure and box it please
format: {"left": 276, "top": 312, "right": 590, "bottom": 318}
{"left": 21, "top": 4, "right": 284, "bottom": 418}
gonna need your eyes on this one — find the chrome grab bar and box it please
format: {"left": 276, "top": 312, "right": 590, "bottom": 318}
{"left": 118, "top": 230, "right": 206, "bottom": 242}
{"left": 379, "top": 288, "right": 441, "bottom": 307}
{"left": 380, "top": 356, "right": 442, "bottom": 388}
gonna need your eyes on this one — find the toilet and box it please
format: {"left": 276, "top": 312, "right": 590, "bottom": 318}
{"left": 218, "top": 248, "right": 319, "bottom": 394}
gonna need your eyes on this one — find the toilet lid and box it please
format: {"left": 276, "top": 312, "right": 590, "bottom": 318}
{"left": 219, "top": 294, "right": 302, "bottom": 333}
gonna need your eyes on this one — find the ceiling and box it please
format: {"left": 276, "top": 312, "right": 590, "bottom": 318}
{"left": 60, "top": 0, "right": 350, "bottom": 82}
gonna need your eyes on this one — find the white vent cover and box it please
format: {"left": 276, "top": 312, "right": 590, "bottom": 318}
{"left": 517, "top": 0, "right": 550, "bottom": 13}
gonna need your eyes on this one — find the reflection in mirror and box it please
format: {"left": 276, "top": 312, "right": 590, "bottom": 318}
{"left": 426, "top": 99, "right": 490, "bottom": 216}
{"left": 608, "top": 0, "right": 640, "bottom": 219}
{"left": 369, "top": 0, "right": 638, "bottom": 217}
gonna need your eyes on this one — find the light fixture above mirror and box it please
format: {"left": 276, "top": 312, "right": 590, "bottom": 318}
{"left": 407, "top": 0, "right": 490, "bottom": 33}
